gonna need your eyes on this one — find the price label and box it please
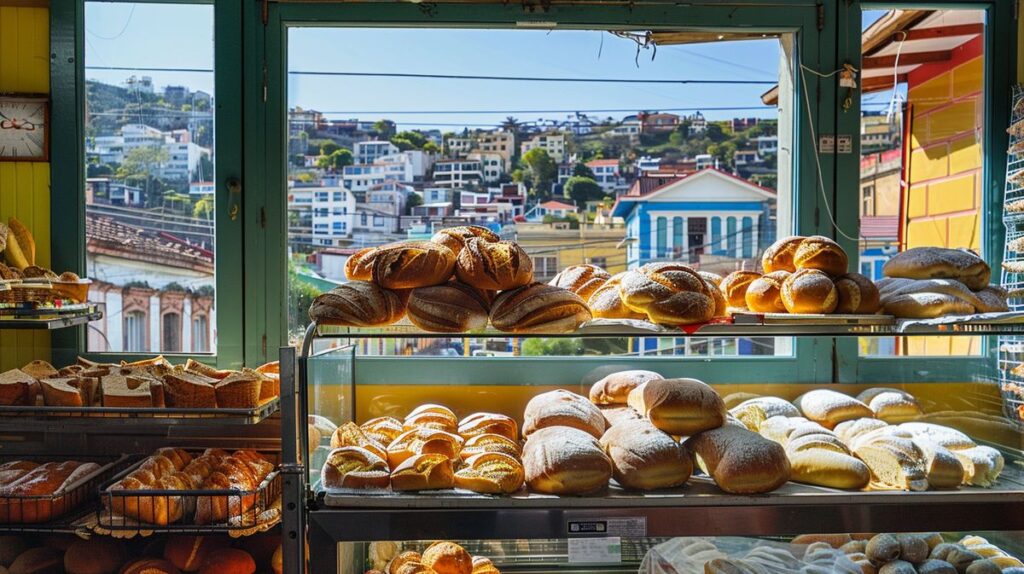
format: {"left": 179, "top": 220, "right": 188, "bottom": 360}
{"left": 566, "top": 516, "right": 647, "bottom": 537}
{"left": 568, "top": 537, "right": 622, "bottom": 564}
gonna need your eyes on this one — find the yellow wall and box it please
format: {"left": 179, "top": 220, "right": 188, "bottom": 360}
{"left": 0, "top": 4, "right": 51, "bottom": 370}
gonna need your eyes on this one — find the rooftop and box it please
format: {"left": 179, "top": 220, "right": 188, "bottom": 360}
{"left": 86, "top": 213, "right": 214, "bottom": 273}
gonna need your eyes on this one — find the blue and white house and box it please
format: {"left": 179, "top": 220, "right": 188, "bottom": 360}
{"left": 611, "top": 168, "right": 776, "bottom": 269}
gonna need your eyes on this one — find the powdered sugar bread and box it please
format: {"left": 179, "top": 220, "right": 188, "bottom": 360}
{"left": 761, "top": 236, "right": 806, "bottom": 273}
{"left": 732, "top": 396, "right": 801, "bottom": 419}
{"left": 882, "top": 247, "right": 990, "bottom": 290}
{"left": 599, "top": 419, "right": 692, "bottom": 490}
{"left": 588, "top": 370, "right": 664, "bottom": 405}
{"left": 684, "top": 424, "right": 791, "bottom": 494}
{"left": 850, "top": 432, "right": 928, "bottom": 491}
{"left": 522, "top": 426, "right": 612, "bottom": 494}
{"left": 856, "top": 389, "right": 923, "bottom": 423}
{"left": 523, "top": 389, "right": 606, "bottom": 439}
{"left": 627, "top": 378, "right": 726, "bottom": 436}
{"left": 598, "top": 405, "right": 643, "bottom": 427}
{"left": 793, "top": 390, "right": 873, "bottom": 429}
{"left": 781, "top": 269, "right": 838, "bottom": 314}
{"left": 549, "top": 264, "right": 612, "bottom": 302}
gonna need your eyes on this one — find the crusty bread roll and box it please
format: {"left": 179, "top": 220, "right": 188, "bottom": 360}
{"left": 793, "top": 390, "right": 873, "bottom": 429}
{"left": 973, "top": 286, "right": 1009, "bottom": 313}
{"left": 787, "top": 449, "right": 870, "bottom": 490}
{"left": 627, "top": 378, "right": 725, "bottom": 436}
{"left": 781, "top": 269, "right": 838, "bottom": 314}
{"left": 455, "top": 238, "right": 533, "bottom": 290}
{"left": 523, "top": 389, "right": 606, "bottom": 438}
{"left": 321, "top": 446, "right": 391, "bottom": 489}
{"left": 882, "top": 247, "right": 990, "bottom": 290}
{"left": 330, "top": 422, "right": 388, "bottom": 461}
{"left": 407, "top": 283, "right": 489, "bottom": 333}
{"left": 390, "top": 453, "right": 455, "bottom": 491}
{"left": 881, "top": 292, "right": 975, "bottom": 318}
{"left": 454, "top": 452, "right": 524, "bottom": 494}
{"left": 360, "top": 416, "right": 404, "bottom": 446}
{"left": 793, "top": 235, "right": 849, "bottom": 277}
{"left": 345, "top": 246, "right": 385, "bottom": 281}
{"left": 522, "top": 426, "right": 612, "bottom": 494}
{"left": 372, "top": 241, "right": 456, "bottom": 289}
{"left": 421, "top": 542, "right": 472, "bottom": 574}
{"left": 386, "top": 428, "right": 464, "bottom": 469}
{"left": 457, "top": 412, "right": 518, "bottom": 441}
{"left": 587, "top": 272, "right": 646, "bottom": 320}
{"left": 431, "top": 226, "right": 500, "bottom": 256}
{"left": 549, "top": 264, "right": 612, "bottom": 301}
{"left": 588, "top": 370, "right": 663, "bottom": 405}
{"left": 834, "top": 273, "right": 881, "bottom": 314}
{"left": 761, "top": 236, "right": 806, "bottom": 273}
{"left": 489, "top": 283, "right": 591, "bottom": 334}
{"left": 685, "top": 425, "right": 791, "bottom": 494}
{"left": 460, "top": 433, "right": 522, "bottom": 460}
{"left": 599, "top": 419, "right": 692, "bottom": 490}
{"left": 719, "top": 271, "right": 761, "bottom": 309}
{"left": 599, "top": 405, "right": 642, "bottom": 427}
{"left": 744, "top": 271, "right": 790, "bottom": 313}
{"left": 308, "top": 281, "right": 406, "bottom": 327}
{"left": 618, "top": 263, "right": 717, "bottom": 324}
{"left": 732, "top": 396, "right": 800, "bottom": 419}
{"left": 856, "top": 389, "right": 923, "bottom": 423}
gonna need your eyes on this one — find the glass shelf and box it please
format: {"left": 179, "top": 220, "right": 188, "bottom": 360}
{"left": 0, "top": 307, "right": 103, "bottom": 330}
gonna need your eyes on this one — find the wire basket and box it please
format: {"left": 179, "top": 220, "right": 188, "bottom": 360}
{"left": 97, "top": 450, "right": 281, "bottom": 533}
{"left": 0, "top": 454, "right": 127, "bottom": 527}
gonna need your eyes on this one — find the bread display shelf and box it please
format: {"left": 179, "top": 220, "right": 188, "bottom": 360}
{"left": 0, "top": 305, "right": 102, "bottom": 330}
{"left": 0, "top": 397, "right": 279, "bottom": 427}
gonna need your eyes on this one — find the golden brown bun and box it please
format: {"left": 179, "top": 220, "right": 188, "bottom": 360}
{"left": 627, "top": 378, "right": 725, "bottom": 437}
{"left": 460, "top": 433, "right": 522, "bottom": 460}
{"left": 549, "top": 265, "right": 612, "bottom": 301}
{"left": 685, "top": 424, "right": 791, "bottom": 494}
{"left": 454, "top": 452, "right": 525, "bottom": 494}
{"left": 346, "top": 246, "right": 384, "bottom": 281}
{"left": 490, "top": 283, "right": 591, "bottom": 334}
{"left": 390, "top": 454, "right": 455, "bottom": 491}
{"left": 321, "top": 446, "right": 391, "bottom": 489}
{"left": 793, "top": 235, "right": 848, "bottom": 277}
{"left": 793, "top": 390, "right": 873, "bottom": 429}
{"left": 882, "top": 247, "right": 990, "bottom": 290}
{"left": 431, "top": 226, "right": 500, "bottom": 256}
{"left": 457, "top": 413, "right": 518, "bottom": 441}
{"left": 360, "top": 416, "right": 404, "bottom": 446}
{"left": 781, "top": 269, "right": 838, "bottom": 314}
{"left": 372, "top": 242, "right": 456, "bottom": 289}
{"left": 744, "top": 271, "right": 790, "bottom": 313}
{"left": 470, "top": 557, "right": 499, "bottom": 574}
{"left": 881, "top": 292, "right": 975, "bottom": 318}
{"left": 587, "top": 272, "right": 645, "bottom": 320}
{"left": 834, "top": 273, "right": 881, "bottom": 314}
{"left": 386, "top": 428, "right": 464, "bottom": 469}
{"left": 404, "top": 404, "right": 459, "bottom": 433}
{"left": 588, "top": 370, "right": 663, "bottom": 405}
{"left": 386, "top": 552, "right": 423, "bottom": 574}
{"left": 618, "top": 263, "right": 717, "bottom": 325}
{"left": 421, "top": 543, "right": 472, "bottom": 574}
{"left": 522, "top": 426, "right": 612, "bottom": 495}
{"left": 455, "top": 238, "right": 533, "bottom": 290}
{"left": 719, "top": 271, "right": 761, "bottom": 309}
{"left": 309, "top": 281, "right": 406, "bottom": 327}
{"left": 787, "top": 449, "right": 870, "bottom": 489}
{"left": 761, "top": 236, "right": 805, "bottom": 273}
{"left": 523, "top": 389, "right": 606, "bottom": 439}
{"left": 407, "top": 283, "right": 489, "bottom": 333}
{"left": 599, "top": 419, "right": 693, "bottom": 490}
{"left": 64, "top": 538, "right": 126, "bottom": 574}
{"left": 330, "top": 422, "right": 388, "bottom": 460}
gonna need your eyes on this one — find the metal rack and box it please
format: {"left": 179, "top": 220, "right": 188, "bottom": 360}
{"left": 0, "top": 305, "right": 103, "bottom": 330}
{"left": 0, "top": 399, "right": 280, "bottom": 429}
{"left": 1000, "top": 84, "right": 1024, "bottom": 426}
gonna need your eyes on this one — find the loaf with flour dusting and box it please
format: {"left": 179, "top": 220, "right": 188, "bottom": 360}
{"left": 523, "top": 389, "right": 606, "bottom": 439}
{"left": 793, "top": 390, "right": 873, "bottom": 429}
{"left": 588, "top": 370, "right": 663, "bottom": 405}
{"left": 685, "top": 424, "right": 791, "bottom": 493}
{"left": 627, "top": 378, "right": 725, "bottom": 436}
{"left": 599, "top": 419, "right": 692, "bottom": 490}
{"left": 523, "top": 426, "right": 611, "bottom": 494}
{"left": 882, "top": 247, "right": 990, "bottom": 290}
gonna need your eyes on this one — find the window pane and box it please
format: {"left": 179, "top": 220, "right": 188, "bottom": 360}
{"left": 84, "top": 2, "right": 216, "bottom": 354}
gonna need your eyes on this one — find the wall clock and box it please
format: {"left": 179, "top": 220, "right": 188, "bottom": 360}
{"left": 0, "top": 94, "right": 49, "bottom": 162}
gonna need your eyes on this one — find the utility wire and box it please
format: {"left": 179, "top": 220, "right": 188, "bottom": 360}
{"left": 287, "top": 70, "right": 778, "bottom": 85}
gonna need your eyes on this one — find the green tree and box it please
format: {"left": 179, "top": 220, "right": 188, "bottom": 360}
{"left": 391, "top": 131, "right": 428, "bottom": 150}
{"left": 320, "top": 141, "right": 341, "bottom": 156}
{"left": 193, "top": 196, "right": 215, "bottom": 219}
{"left": 522, "top": 337, "right": 584, "bottom": 356}
{"left": 405, "top": 193, "right": 423, "bottom": 214}
{"left": 706, "top": 123, "right": 726, "bottom": 143}
{"left": 564, "top": 176, "right": 605, "bottom": 209}
{"left": 423, "top": 141, "right": 441, "bottom": 153}
{"left": 521, "top": 148, "right": 557, "bottom": 199}
{"left": 373, "top": 120, "right": 396, "bottom": 139}
{"left": 572, "top": 162, "right": 596, "bottom": 179}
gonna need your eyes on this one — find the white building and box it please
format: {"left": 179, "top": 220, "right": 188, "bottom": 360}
{"left": 311, "top": 187, "right": 357, "bottom": 246}
{"left": 87, "top": 124, "right": 210, "bottom": 182}
{"left": 695, "top": 154, "right": 716, "bottom": 170}
{"left": 342, "top": 151, "right": 427, "bottom": 192}
{"left": 476, "top": 131, "right": 515, "bottom": 170}
{"left": 687, "top": 111, "right": 707, "bottom": 134}
{"left": 468, "top": 151, "right": 504, "bottom": 183}
{"left": 432, "top": 160, "right": 483, "bottom": 189}
{"left": 520, "top": 132, "right": 566, "bottom": 163}
{"left": 756, "top": 135, "right": 779, "bottom": 155}
{"left": 608, "top": 117, "right": 641, "bottom": 141}
{"left": 354, "top": 140, "right": 399, "bottom": 164}
{"left": 635, "top": 156, "right": 662, "bottom": 172}
{"left": 422, "top": 188, "right": 455, "bottom": 204}
{"left": 446, "top": 136, "right": 474, "bottom": 157}
{"left": 585, "top": 159, "right": 624, "bottom": 193}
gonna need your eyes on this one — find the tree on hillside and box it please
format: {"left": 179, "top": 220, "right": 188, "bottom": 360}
{"left": 320, "top": 141, "right": 341, "bottom": 156}
{"left": 521, "top": 148, "right": 558, "bottom": 199}
{"left": 193, "top": 196, "right": 214, "bottom": 219}
{"left": 706, "top": 123, "right": 726, "bottom": 143}
{"left": 405, "top": 193, "right": 423, "bottom": 214}
{"left": 391, "top": 131, "right": 428, "bottom": 151}
{"left": 572, "top": 162, "right": 596, "bottom": 179}
{"left": 564, "top": 176, "right": 605, "bottom": 208}
{"left": 423, "top": 141, "right": 441, "bottom": 153}
{"left": 317, "top": 148, "right": 354, "bottom": 171}
{"left": 373, "top": 120, "right": 396, "bottom": 139}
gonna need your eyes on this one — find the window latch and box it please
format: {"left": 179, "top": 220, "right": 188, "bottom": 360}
{"left": 227, "top": 177, "right": 242, "bottom": 221}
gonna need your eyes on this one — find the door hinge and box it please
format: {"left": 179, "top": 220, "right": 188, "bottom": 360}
{"left": 817, "top": 3, "right": 825, "bottom": 31}
{"left": 261, "top": 0, "right": 269, "bottom": 26}
{"left": 260, "top": 206, "right": 267, "bottom": 229}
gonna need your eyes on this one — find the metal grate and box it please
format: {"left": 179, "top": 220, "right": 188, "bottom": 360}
{"left": 999, "top": 84, "right": 1024, "bottom": 427}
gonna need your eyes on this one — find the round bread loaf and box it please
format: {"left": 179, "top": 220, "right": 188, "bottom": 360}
{"left": 422, "top": 542, "right": 472, "bottom": 574}
{"left": 781, "top": 269, "right": 838, "bottom": 314}
{"left": 882, "top": 247, "right": 990, "bottom": 290}
{"left": 882, "top": 292, "right": 975, "bottom": 318}
{"left": 628, "top": 378, "right": 725, "bottom": 436}
{"left": 793, "top": 235, "right": 849, "bottom": 277}
{"left": 455, "top": 238, "right": 533, "bottom": 290}
{"left": 345, "top": 245, "right": 387, "bottom": 281}
{"left": 308, "top": 281, "right": 406, "bottom": 327}
{"left": 898, "top": 534, "right": 930, "bottom": 564}
{"left": 522, "top": 426, "right": 612, "bottom": 494}
{"left": 684, "top": 425, "right": 791, "bottom": 493}
{"left": 761, "top": 236, "right": 806, "bottom": 273}
{"left": 720, "top": 271, "right": 761, "bottom": 309}
{"left": 587, "top": 272, "right": 646, "bottom": 320}
{"left": 588, "top": 370, "right": 664, "bottom": 405}
{"left": 372, "top": 241, "right": 456, "bottom": 289}
{"left": 793, "top": 390, "right": 873, "bottom": 429}
{"left": 523, "top": 389, "right": 606, "bottom": 438}
{"left": 490, "top": 283, "right": 591, "bottom": 334}
{"left": 431, "top": 226, "right": 500, "bottom": 256}
{"left": 549, "top": 264, "right": 612, "bottom": 301}
{"left": 407, "top": 282, "right": 489, "bottom": 333}
{"left": 64, "top": 539, "right": 126, "bottom": 574}
{"left": 454, "top": 452, "right": 525, "bottom": 494}
{"left": 457, "top": 412, "right": 518, "bottom": 441}
{"left": 599, "top": 419, "right": 692, "bottom": 490}
{"left": 745, "top": 271, "right": 790, "bottom": 313}
{"left": 197, "top": 549, "right": 255, "bottom": 574}
{"left": 834, "top": 273, "right": 881, "bottom": 314}
{"left": 321, "top": 446, "right": 391, "bottom": 489}
{"left": 618, "top": 263, "right": 717, "bottom": 325}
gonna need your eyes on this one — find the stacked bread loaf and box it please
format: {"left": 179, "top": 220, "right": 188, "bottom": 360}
{"left": 0, "top": 357, "right": 280, "bottom": 409}
{"left": 587, "top": 262, "right": 727, "bottom": 325}
{"left": 321, "top": 404, "right": 525, "bottom": 494}
{"left": 879, "top": 247, "right": 1008, "bottom": 318}
{"left": 0, "top": 459, "right": 103, "bottom": 523}
{"left": 375, "top": 541, "right": 500, "bottom": 574}
{"left": 794, "top": 532, "right": 1024, "bottom": 574}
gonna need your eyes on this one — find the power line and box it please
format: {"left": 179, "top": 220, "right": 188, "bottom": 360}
{"left": 313, "top": 106, "right": 772, "bottom": 115}
{"left": 288, "top": 70, "right": 778, "bottom": 85}
{"left": 86, "top": 65, "right": 213, "bottom": 73}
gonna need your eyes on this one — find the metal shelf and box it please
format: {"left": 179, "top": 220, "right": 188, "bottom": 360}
{"left": 0, "top": 398, "right": 280, "bottom": 430}
{"left": 0, "top": 310, "right": 102, "bottom": 330}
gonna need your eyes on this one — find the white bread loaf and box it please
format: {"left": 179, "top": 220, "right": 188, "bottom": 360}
{"left": 627, "top": 378, "right": 726, "bottom": 436}
{"left": 523, "top": 389, "right": 606, "bottom": 439}
{"left": 522, "top": 426, "right": 611, "bottom": 494}
{"left": 685, "top": 424, "right": 791, "bottom": 494}
{"left": 599, "top": 419, "right": 692, "bottom": 490}
{"left": 793, "top": 390, "right": 873, "bottom": 429}
{"left": 851, "top": 430, "right": 928, "bottom": 491}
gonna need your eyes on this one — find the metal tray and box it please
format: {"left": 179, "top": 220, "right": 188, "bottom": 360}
{"left": 0, "top": 454, "right": 128, "bottom": 528}
{"left": 0, "top": 397, "right": 280, "bottom": 427}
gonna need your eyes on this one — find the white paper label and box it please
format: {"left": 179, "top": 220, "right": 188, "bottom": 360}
{"left": 568, "top": 536, "right": 622, "bottom": 564}
{"left": 566, "top": 516, "right": 647, "bottom": 537}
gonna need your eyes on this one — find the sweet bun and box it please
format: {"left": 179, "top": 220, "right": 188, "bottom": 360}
{"left": 345, "top": 246, "right": 383, "bottom": 281}
{"left": 490, "top": 283, "right": 591, "bottom": 334}
{"left": 793, "top": 390, "right": 873, "bottom": 429}
{"left": 781, "top": 269, "right": 838, "bottom": 314}
{"left": 321, "top": 446, "right": 391, "bottom": 489}
{"left": 523, "top": 389, "right": 606, "bottom": 438}
{"left": 761, "top": 236, "right": 805, "bottom": 273}
{"left": 431, "top": 226, "right": 500, "bottom": 256}
{"left": 793, "top": 235, "right": 848, "bottom": 277}
{"left": 587, "top": 273, "right": 645, "bottom": 320}
{"left": 455, "top": 239, "right": 533, "bottom": 290}
{"left": 618, "top": 263, "right": 717, "bottom": 325}
{"left": 390, "top": 453, "right": 455, "bottom": 491}
{"left": 599, "top": 419, "right": 692, "bottom": 490}
{"left": 627, "top": 378, "right": 726, "bottom": 436}
{"left": 421, "top": 542, "right": 472, "bottom": 574}
{"left": 308, "top": 281, "right": 406, "bottom": 327}
{"left": 588, "top": 370, "right": 663, "bottom": 405}
{"left": 834, "top": 273, "right": 881, "bottom": 314}
{"left": 882, "top": 247, "right": 990, "bottom": 290}
{"left": 522, "top": 426, "right": 612, "bottom": 495}
{"left": 549, "top": 264, "right": 612, "bottom": 301}
{"left": 407, "top": 283, "right": 489, "bottom": 333}
{"left": 387, "top": 428, "right": 464, "bottom": 469}
{"left": 719, "top": 271, "right": 761, "bottom": 309}
{"left": 460, "top": 433, "right": 522, "bottom": 460}
{"left": 330, "top": 422, "right": 388, "bottom": 460}
{"left": 454, "top": 452, "right": 525, "bottom": 494}
{"left": 685, "top": 425, "right": 791, "bottom": 494}
{"left": 744, "top": 271, "right": 790, "bottom": 313}
{"left": 457, "top": 413, "right": 518, "bottom": 441}
{"left": 372, "top": 242, "right": 456, "bottom": 289}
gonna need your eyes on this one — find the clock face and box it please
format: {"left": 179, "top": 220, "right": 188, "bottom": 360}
{"left": 0, "top": 97, "right": 48, "bottom": 161}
